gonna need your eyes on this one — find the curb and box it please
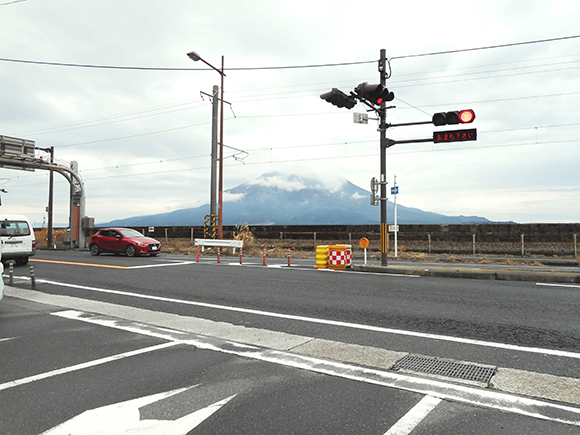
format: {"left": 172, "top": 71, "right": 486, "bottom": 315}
{"left": 5, "top": 287, "right": 580, "bottom": 409}
{"left": 352, "top": 265, "right": 580, "bottom": 284}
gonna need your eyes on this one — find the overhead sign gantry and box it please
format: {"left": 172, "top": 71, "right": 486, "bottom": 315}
{"left": 0, "top": 135, "right": 88, "bottom": 249}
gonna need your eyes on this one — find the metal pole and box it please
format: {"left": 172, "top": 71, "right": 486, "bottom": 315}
{"left": 210, "top": 85, "right": 219, "bottom": 219}
{"left": 47, "top": 146, "right": 54, "bottom": 248}
{"left": 218, "top": 56, "right": 225, "bottom": 239}
{"left": 394, "top": 174, "right": 398, "bottom": 258}
{"left": 379, "top": 49, "right": 388, "bottom": 266}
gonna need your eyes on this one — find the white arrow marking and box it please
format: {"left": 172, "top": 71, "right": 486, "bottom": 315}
{"left": 41, "top": 386, "right": 236, "bottom": 434}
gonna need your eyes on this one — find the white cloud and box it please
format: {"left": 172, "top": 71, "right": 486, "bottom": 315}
{"left": 0, "top": 0, "right": 579, "bottom": 224}
{"left": 223, "top": 192, "right": 245, "bottom": 203}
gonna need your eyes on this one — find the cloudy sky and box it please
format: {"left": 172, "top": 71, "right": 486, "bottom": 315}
{"left": 1, "top": 0, "right": 579, "bottom": 226}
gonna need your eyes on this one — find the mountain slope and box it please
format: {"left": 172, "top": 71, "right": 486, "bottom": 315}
{"left": 103, "top": 172, "right": 492, "bottom": 226}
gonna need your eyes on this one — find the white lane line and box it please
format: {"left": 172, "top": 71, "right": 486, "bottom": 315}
{"left": 0, "top": 337, "right": 18, "bottom": 343}
{"left": 537, "top": 283, "right": 580, "bottom": 289}
{"left": 33, "top": 278, "right": 580, "bottom": 360}
{"left": 0, "top": 341, "right": 179, "bottom": 392}
{"left": 384, "top": 395, "right": 442, "bottom": 435}
{"left": 50, "top": 310, "right": 580, "bottom": 427}
{"left": 129, "top": 261, "right": 196, "bottom": 269}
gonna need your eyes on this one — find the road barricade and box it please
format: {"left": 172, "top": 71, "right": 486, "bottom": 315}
{"left": 328, "top": 245, "right": 352, "bottom": 270}
{"left": 315, "top": 245, "right": 329, "bottom": 269}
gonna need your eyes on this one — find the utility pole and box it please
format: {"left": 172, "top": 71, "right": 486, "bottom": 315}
{"left": 210, "top": 85, "right": 219, "bottom": 233}
{"left": 378, "top": 48, "right": 389, "bottom": 266}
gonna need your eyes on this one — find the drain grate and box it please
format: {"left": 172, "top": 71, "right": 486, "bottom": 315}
{"left": 393, "top": 355, "right": 495, "bottom": 383}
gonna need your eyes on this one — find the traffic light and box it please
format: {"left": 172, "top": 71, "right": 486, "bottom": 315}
{"left": 432, "top": 109, "right": 476, "bottom": 126}
{"left": 320, "top": 88, "right": 357, "bottom": 109}
{"left": 354, "top": 82, "right": 395, "bottom": 106}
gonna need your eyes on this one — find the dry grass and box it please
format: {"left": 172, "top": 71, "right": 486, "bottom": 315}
{"left": 33, "top": 226, "right": 580, "bottom": 266}
{"left": 34, "top": 228, "right": 70, "bottom": 248}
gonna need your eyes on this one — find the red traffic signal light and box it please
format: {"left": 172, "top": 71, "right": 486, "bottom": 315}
{"left": 432, "top": 109, "right": 476, "bottom": 126}
{"left": 458, "top": 109, "right": 475, "bottom": 123}
{"left": 320, "top": 88, "right": 357, "bottom": 110}
{"left": 354, "top": 82, "right": 395, "bottom": 106}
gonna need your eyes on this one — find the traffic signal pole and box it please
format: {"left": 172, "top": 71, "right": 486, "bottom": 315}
{"left": 320, "top": 49, "right": 476, "bottom": 268}
{"left": 379, "top": 49, "right": 389, "bottom": 266}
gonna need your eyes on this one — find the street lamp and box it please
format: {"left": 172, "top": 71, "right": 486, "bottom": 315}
{"left": 187, "top": 50, "right": 225, "bottom": 239}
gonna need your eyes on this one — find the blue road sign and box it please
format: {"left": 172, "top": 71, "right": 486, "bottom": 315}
{"left": 391, "top": 186, "right": 399, "bottom": 195}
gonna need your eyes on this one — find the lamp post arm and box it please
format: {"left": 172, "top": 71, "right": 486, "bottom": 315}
{"left": 198, "top": 57, "right": 225, "bottom": 77}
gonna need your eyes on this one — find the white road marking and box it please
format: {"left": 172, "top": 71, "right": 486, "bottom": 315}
{"left": 537, "top": 283, "right": 580, "bottom": 289}
{"left": 35, "top": 278, "right": 580, "bottom": 360}
{"left": 49, "top": 310, "right": 580, "bottom": 427}
{"left": 129, "top": 261, "right": 196, "bottom": 269}
{"left": 0, "top": 337, "right": 18, "bottom": 343}
{"left": 41, "top": 386, "right": 236, "bottom": 435}
{"left": 0, "top": 341, "right": 179, "bottom": 392}
{"left": 384, "top": 395, "right": 442, "bottom": 435}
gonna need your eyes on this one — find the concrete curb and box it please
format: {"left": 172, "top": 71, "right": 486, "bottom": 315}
{"left": 352, "top": 265, "right": 580, "bottom": 284}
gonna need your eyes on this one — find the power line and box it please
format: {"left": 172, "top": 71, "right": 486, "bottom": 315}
{"left": 11, "top": 134, "right": 579, "bottom": 189}
{"left": 12, "top": 47, "right": 580, "bottom": 140}
{"left": 391, "top": 35, "right": 580, "bottom": 60}
{"left": 17, "top": 99, "right": 208, "bottom": 136}
{"left": 0, "top": 57, "right": 375, "bottom": 71}
{"left": 2, "top": 35, "right": 579, "bottom": 72}
{"left": 0, "top": 0, "right": 26, "bottom": 5}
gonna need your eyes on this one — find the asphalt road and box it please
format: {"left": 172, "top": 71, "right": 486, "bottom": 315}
{"left": 1, "top": 250, "right": 580, "bottom": 433}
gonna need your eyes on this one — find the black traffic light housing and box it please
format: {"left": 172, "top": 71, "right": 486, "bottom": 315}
{"left": 320, "top": 88, "right": 357, "bottom": 109}
{"left": 354, "top": 82, "right": 395, "bottom": 106}
{"left": 432, "top": 109, "right": 475, "bottom": 126}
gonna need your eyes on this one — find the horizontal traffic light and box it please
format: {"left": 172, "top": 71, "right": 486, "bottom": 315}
{"left": 320, "top": 88, "right": 357, "bottom": 109}
{"left": 432, "top": 109, "right": 476, "bottom": 126}
{"left": 354, "top": 82, "right": 395, "bottom": 106}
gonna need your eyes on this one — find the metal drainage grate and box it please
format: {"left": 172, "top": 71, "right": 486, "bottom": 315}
{"left": 393, "top": 355, "right": 495, "bottom": 383}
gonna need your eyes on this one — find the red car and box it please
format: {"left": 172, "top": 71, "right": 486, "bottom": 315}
{"left": 90, "top": 228, "right": 161, "bottom": 257}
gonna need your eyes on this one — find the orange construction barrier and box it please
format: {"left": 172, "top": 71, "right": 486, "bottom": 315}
{"left": 315, "top": 245, "right": 329, "bottom": 269}
{"left": 328, "top": 245, "right": 352, "bottom": 270}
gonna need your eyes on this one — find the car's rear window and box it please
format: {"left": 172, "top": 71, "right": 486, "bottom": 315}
{"left": 0, "top": 221, "right": 31, "bottom": 237}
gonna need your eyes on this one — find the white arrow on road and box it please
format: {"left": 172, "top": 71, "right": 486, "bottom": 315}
{"left": 42, "top": 386, "right": 236, "bottom": 435}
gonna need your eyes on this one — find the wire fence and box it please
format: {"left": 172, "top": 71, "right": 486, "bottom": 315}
{"left": 38, "top": 225, "right": 579, "bottom": 259}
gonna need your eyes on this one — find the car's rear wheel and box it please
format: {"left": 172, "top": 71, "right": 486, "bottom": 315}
{"left": 16, "top": 256, "right": 29, "bottom": 266}
{"left": 90, "top": 244, "right": 100, "bottom": 256}
{"left": 126, "top": 244, "right": 137, "bottom": 257}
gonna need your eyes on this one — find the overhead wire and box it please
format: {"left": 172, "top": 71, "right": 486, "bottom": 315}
{"left": 12, "top": 42, "right": 580, "bottom": 141}
{"left": 5, "top": 34, "right": 580, "bottom": 180}
{"left": 15, "top": 135, "right": 579, "bottom": 189}
{"left": 1, "top": 34, "right": 579, "bottom": 71}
